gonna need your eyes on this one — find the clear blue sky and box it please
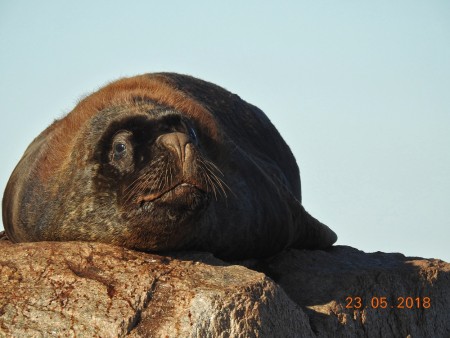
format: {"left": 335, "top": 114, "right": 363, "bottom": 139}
{"left": 1, "top": 1, "right": 449, "bottom": 261}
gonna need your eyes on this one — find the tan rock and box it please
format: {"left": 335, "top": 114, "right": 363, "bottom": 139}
{"left": 0, "top": 240, "right": 310, "bottom": 337}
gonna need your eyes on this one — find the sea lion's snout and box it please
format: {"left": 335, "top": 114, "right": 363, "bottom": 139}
{"left": 156, "top": 132, "right": 195, "bottom": 175}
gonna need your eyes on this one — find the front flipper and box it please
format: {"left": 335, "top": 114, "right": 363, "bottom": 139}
{"left": 292, "top": 203, "right": 338, "bottom": 249}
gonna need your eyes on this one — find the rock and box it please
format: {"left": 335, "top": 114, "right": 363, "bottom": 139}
{"left": 254, "top": 246, "right": 450, "bottom": 337}
{"left": 0, "top": 240, "right": 309, "bottom": 337}
{"left": 0, "top": 238, "right": 449, "bottom": 337}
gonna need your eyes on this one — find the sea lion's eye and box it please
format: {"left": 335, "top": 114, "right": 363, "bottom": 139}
{"left": 113, "top": 142, "right": 127, "bottom": 160}
{"left": 109, "top": 130, "right": 133, "bottom": 166}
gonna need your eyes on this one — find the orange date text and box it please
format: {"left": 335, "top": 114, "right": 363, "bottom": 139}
{"left": 345, "top": 296, "right": 431, "bottom": 309}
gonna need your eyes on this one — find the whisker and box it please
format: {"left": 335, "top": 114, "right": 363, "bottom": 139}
{"left": 203, "top": 169, "right": 218, "bottom": 200}
{"left": 197, "top": 157, "right": 234, "bottom": 200}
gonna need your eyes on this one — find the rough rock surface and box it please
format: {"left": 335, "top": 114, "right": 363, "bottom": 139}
{"left": 0, "top": 237, "right": 449, "bottom": 337}
{"left": 0, "top": 240, "right": 308, "bottom": 337}
{"left": 253, "top": 247, "right": 450, "bottom": 337}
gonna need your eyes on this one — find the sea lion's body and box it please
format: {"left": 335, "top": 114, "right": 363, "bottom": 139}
{"left": 2, "top": 73, "right": 336, "bottom": 259}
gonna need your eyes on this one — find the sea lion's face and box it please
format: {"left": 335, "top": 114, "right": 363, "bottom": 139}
{"left": 83, "top": 104, "right": 226, "bottom": 251}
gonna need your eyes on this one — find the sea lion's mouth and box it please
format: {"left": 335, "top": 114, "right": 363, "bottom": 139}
{"left": 136, "top": 182, "right": 205, "bottom": 204}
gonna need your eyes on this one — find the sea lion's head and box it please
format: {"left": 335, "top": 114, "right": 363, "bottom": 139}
{"left": 85, "top": 103, "right": 224, "bottom": 250}
{"left": 2, "top": 73, "right": 337, "bottom": 259}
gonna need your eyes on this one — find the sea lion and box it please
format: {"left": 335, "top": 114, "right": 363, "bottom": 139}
{"left": 2, "top": 73, "right": 337, "bottom": 259}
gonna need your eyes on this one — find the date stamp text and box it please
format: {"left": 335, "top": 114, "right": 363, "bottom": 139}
{"left": 345, "top": 296, "right": 431, "bottom": 309}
